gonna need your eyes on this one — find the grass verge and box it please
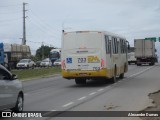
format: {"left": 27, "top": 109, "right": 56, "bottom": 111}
{"left": 11, "top": 67, "right": 61, "bottom": 81}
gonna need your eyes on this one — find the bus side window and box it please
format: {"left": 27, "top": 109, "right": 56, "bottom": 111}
{"left": 124, "top": 40, "right": 127, "bottom": 53}
{"left": 108, "top": 39, "right": 111, "bottom": 55}
{"left": 117, "top": 40, "right": 120, "bottom": 53}
{"left": 120, "top": 39, "right": 125, "bottom": 53}
{"left": 120, "top": 39, "right": 123, "bottom": 53}
{"left": 112, "top": 37, "right": 118, "bottom": 54}
{"left": 112, "top": 37, "right": 115, "bottom": 54}
{"left": 115, "top": 38, "right": 118, "bottom": 54}
{"left": 105, "top": 35, "right": 109, "bottom": 54}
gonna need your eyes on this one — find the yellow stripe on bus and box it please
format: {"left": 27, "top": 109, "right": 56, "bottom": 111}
{"left": 62, "top": 65, "right": 127, "bottom": 79}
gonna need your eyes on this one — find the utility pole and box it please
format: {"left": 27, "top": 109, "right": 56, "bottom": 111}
{"left": 22, "top": 2, "right": 27, "bottom": 45}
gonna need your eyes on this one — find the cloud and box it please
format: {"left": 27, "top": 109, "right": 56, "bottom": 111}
{"left": 0, "top": 0, "right": 160, "bottom": 55}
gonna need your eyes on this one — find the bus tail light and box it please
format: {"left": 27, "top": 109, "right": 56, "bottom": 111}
{"left": 61, "top": 60, "right": 66, "bottom": 69}
{"left": 101, "top": 59, "right": 105, "bottom": 69}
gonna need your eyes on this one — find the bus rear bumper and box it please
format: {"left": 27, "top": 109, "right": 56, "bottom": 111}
{"left": 62, "top": 69, "right": 111, "bottom": 79}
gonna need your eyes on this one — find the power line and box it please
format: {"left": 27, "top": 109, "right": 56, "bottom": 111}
{"left": 27, "top": 40, "right": 55, "bottom": 47}
{"left": 29, "top": 9, "right": 60, "bottom": 31}
{"left": 0, "top": 18, "right": 22, "bottom": 22}
{"left": 28, "top": 17, "right": 61, "bottom": 41}
{"left": 0, "top": 11, "right": 21, "bottom": 14}
{"left": 27, "top": 40, "right": 42, "bottom": 44}
{"left": 28, "top": 14, "right": 61, "bottom": 38}
{"left": 0, "top": 21, "right": 21, "bottom": 27}
{"left": 28, "top": 18, "right": 54, "bottom": 36}
{"left": 27, "top": 18, "right": 61, "bottom": 46}
{"left": 28, "top": 17, "right": 61, "bottom": 40}
{"left": 0, "top": 4, "right": 21, "bottom": 7}
{"left": 28, "top": 9, "right": 62, "bottom": 38}
{"left": 27, "top": 8, "right": 62, "bottom": 40}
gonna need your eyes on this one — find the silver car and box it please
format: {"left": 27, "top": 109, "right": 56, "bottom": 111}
{"left": 17, "top": 59, "right": 35, "bottom": 69}
{"left": 54, "top": 59, "right": 61, "bottom": 66}
{"left": 0, "top": 64, "right": 24, "bottom": 112}
{"left": 40, "top": 58, "right": 52, "bottom": 67}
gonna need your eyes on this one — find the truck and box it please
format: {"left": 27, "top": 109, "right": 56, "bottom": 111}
{"left": 128, "top": 52, "right": 137, "bottom": 65}
{"left": 0, "top": 43, "right": 31, "bottom": 69}
{"left": 134, "top": 39, "right": 156, "bottom": 66}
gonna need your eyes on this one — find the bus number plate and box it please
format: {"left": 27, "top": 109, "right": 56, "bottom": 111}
{"left": 78, "top": 58, "right": 86, "bottom": 63}
{"left": 93, "top": 67, "right": 100, "bottom": 71}
{"left": 79, "top": 73, "right": 88, "bottom": 76}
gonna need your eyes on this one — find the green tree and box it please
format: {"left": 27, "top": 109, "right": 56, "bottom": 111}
{"left": 35, "top": 45, "right": 54, "bottom": 60}
{"left": 30, "top": 55, "right": 39, "bottom": 62}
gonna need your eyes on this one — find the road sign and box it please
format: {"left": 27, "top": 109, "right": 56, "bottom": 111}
{"left": 145, "top": 37, "right": 156, "bottom": 42}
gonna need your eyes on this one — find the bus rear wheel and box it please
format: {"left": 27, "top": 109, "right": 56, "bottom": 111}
{"left": 119, "top": 65, "right": 125, "bottom": 79}
{"left": 75, "top": 78, "right": 86, "bottom": 85}
{"left": 119, "top": 73, "right": 124, "bottom": 79}
{"left": 111, "top": 68, "right": 117, "bottom": 83}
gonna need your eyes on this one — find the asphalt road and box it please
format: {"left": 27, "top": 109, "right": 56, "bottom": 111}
{"left": 20, "top": 64, "right": 160, "bottom": 120}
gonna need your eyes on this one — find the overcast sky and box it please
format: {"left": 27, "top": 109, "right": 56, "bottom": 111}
{"left": 0, "top": 0, "right": 160, "bottom": 55}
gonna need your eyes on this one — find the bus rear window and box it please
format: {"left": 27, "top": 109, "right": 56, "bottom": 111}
{"left": 63, "top": 33, "right": 102, "bottom": 49}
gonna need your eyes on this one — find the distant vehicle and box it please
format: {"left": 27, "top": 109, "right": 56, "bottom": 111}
{"left": 40, "top": 58, "right": 52, "bottom": 67}
{"left": 0, "top": 43, "right": 31, "bottom": 69}
{"left": 36, "top": 61, "right": 41, "bottom": 67}
{"left": 128, "top": 52, "right": 137, "bottom": 64}
{"left": 49, "top": 48, "right": 61, "bottom": 65}
{"left": 155, "top": 54, "right": 158, "bottom": 63}
{"left": 134, "top": 39, "right": 157, "bottom": 66}
{"left": 0, "top": 64, "right": 24, "bottom": 112}
{"left": 17, "top": 59, "right": 35, "bottom": 69}
{"left": 61, "top": 31, "right": 129, "bottom": 84}
{"left": 54, "top": 58, "right": 61, "bottom": 66}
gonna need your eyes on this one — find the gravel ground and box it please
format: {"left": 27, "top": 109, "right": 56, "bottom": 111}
{"left": 140, "top": 90, "right": 160, "bottom": 120}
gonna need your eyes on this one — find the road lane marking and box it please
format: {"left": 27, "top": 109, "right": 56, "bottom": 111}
{"left": 128, "top": 66, "right": 154, "bottom": 78}
{"left": 97, "top": 89, "right": 104, "bottom": 92}
{"left": 62, "top": 102, "right": 74, "bottom": 107}
{"left": 89, "top": 92, "right": 97, "bottom": 95}
{"left": 105, "top": 85, "right": 112, "bottom": 88}
{"left": 51, "top": 110, "right": 57, "bottom": 111}
{"left": 24, "top": 93, "right": 28, "bottom": 96}
{"left": 78, "top": 96, "right": 86, "bottom": 100}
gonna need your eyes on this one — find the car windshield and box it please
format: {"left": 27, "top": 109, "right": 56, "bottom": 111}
{"left": 50, "top": 52, "right": 60, "bottom": 58}
{"left": 42, "top": 60, "right": 48, "bottom": 62}
{"left": 55, "top": 59, "right": 61, "bottom": 62}
{"left": 19, "top": 59, "right": 29, "bottom": 63}
{"left": 42, "top": 59, "right": 49, "bottom": 62}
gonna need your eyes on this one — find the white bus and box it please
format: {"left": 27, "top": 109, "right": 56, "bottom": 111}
{"left": 49, "top": 48, "right": 61, "bottom": 64}
{"left": 61, "top": 31, "right": 129, "bottom": 84}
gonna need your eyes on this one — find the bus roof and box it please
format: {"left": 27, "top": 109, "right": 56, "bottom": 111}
{"left": 63, "top": 30, "right": 126, "bottom": 40}
{"left": 50, "top": 48, "right": 61, "bottom": 52}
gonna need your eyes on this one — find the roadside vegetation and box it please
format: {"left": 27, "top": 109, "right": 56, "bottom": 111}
{"left": 11, "top": 67, "right": 61, "bottom": 80}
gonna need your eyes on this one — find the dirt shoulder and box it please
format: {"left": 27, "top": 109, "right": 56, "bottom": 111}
{"left": 140, "top": 90, "right": 160, "bottom": 120}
